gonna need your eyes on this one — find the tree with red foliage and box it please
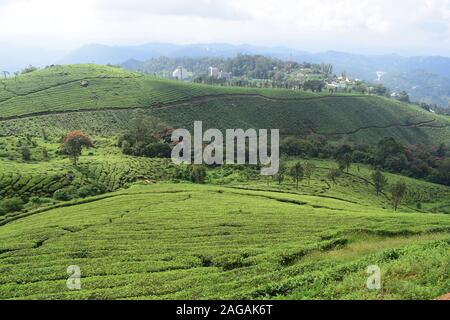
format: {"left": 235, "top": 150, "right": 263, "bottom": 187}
{"left": 61, "top": 131, "right": 93, "bottom": 165}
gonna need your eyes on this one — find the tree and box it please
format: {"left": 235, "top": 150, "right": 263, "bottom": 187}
{"left": 336, "top": 144, "right": 353, "bottom": 172}
{"left": 303, "top": 161, "right": 316, "bottom": 185}
{"left": 391, "top": 181, "right": 407, "bottom": 211}
{"left": 42, "top": 148, "right": 49, "bottom": 161}
{"left": 327, "top": 168, "right": 341, "bottom": 184}
{"left": 191, "top": 165, "right": 207, "bottom": 184}
{"left": 430, "top": 159, "right": 450, "bottom": 186}
{"left": 289, "top": 162, "right": 304, "bottom": 190}
{"left": 1, "top": 71, "right": 9, "bottom": 79}
{"left": 61, "top": 131, "right": 93, "bottom": 165}
{"left": 371, "top": 170, "right": 388, "bottom": 196}
{"left": 21, "top": 65, "right": 38, "bottom": 74}
{"left": 337, "top": 153, "right": 352, "bottom": 172}
{"left": 372, "top": 84, "right": 389, "bottom": 96}
{"left": 21, "top": 146, "right": 31, "bottom": 161}
{"left": 275, "top": 162, "right": 287, "bottom": 185}
{"left": 303, "top": 79, "right": 326, "bottom": 92}
{"left": 396, "top": 91, "right": 410, "bottom": 103}
{"left": 436, "top": 143, "right": 447, "bottom": 158}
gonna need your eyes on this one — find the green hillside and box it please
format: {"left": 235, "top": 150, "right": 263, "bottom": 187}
{"left": 1, "top": 65, "right": 449, "bottom": 145}
{"left": 0, "top": 183, "right": 449, "bottom": 300}
{"left": 0, "top": 64, "right": 449, "bottom": 300}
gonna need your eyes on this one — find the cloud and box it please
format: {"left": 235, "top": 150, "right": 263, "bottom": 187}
{"left": 0, "top": 0, "right": 450, "bottom": 55}
{"left": 95, "top": 0, "right": 250, "bottom": 21}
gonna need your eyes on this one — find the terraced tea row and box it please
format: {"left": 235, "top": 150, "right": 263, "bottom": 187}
{"left": 0, "top": 184, "right": 448, "bottom": 299}
{"left": 0, "top": 156, "right": 177, "bottom": 200}
{"left": 1, "top": 98, "right": 449, "bottom": 146}
{"left": 0, "top": 65, "right": 333, "bottom": 119}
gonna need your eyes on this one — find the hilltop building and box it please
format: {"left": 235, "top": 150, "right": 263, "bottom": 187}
{"left": 209, "top": 67, "right": 232, "bottom": 80}
{"left": 218, "top": 71, "right": 232, "bottom": 80}
{"left": 172, "top": 66, "right": 190, "bottom": 80}
{"left": 209, "top": 67, "right": 219, "bottom": 78}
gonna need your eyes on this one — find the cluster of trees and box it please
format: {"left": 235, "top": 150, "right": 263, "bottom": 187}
{"left": 128, "top": 54, "right": 335, "bottom": 90}
{"left": 302, "top": 80, "right": 326, "bottom": 92}
{"left": 117, "top": 116, "right": 173, "bottom": 158}
{"left": 126, "top": 54, "right": 399, "bottom": 98}
{"left": 53, "top": 183, "right": 106, "bottom": 201}
{"left": 271, "top": 158, "right": 407, "bottom": 211}
{"left": 274, "top": 161, "right": 317, "bottom": 190}
{"left": 130, "top": 54, "right": 324, "bottom": 80}
{"left": 280, "top": 136, "right": 450, "bottom": 187}
{"left": 370, "top": 170, "right": 407, "bottom": 211}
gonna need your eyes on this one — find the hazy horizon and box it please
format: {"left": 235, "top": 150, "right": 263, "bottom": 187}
{"left": 1, "top": 0, "right": 450, "bottom": 57}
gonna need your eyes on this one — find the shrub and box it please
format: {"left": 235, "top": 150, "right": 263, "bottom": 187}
{"left": 30, "top": 197, "right": 43, "bottom": 205}
{"left": 212, "top": 254, "right": 248, "bottom": 271}
{"left": 21, "top": 146, "right": 31, "bottom": 161}
{"left": 53, "top": 187, "right": 78, "bottom": 201}
{"left": 30, "top": 197, "right": 52, "bottom": 205}
{"left": 77, "top": 186, "right": 92, "bottom": 198}
{"left": 191, "top": 165, "right": 207, "bottom": 184}
{"left": 77, "top": 183, "right": 106, "bottom": 198}
{"left": 0, "top": 198, "right": 24, "bottom": 213}
{"left": 0, "top": 207, "right": 6, "bottom": 216}
{"left": 143, "top": 143, "right": 172, "bottom": 158}
{"left": 42, "top": 148, "right": 49, "bottom": 161}
{"left": 327, "top": 168, "right": 342, "bottom": 183}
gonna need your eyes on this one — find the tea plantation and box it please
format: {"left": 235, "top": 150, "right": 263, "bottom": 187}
{"left": 0, "top": 65, "right": 449, "bottom": 300}
{"left": 1, "top": 65, "right": 449, "bottom": 145}
{"left": 0, "top": 183, "right": 449, "bottom": 300}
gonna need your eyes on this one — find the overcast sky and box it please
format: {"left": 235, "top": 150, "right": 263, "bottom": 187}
{"left": 1, "top": 0, "right": 450, "bottom": 55}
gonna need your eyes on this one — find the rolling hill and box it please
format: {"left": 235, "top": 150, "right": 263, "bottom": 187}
{"left": 0, "top": 174, "right": 449, "bottom": 300}
{"left": 57, "top": 43, "right": 450, "bottom": 106}
{"left": 0, "top": 64, "right": 449, "bottom": 300}
{"left": 1, "top": 64, "right": 449, "bottom": 146}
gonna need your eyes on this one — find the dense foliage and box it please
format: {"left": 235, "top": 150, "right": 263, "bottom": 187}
{"left": 281, "top": 135, "right": 450, "bottom": 186}
{"left": 117, "top": 116, "right": 173, "bottom": 158}
{"left": 123, "top": 54, "right": 391, "bottom": 94}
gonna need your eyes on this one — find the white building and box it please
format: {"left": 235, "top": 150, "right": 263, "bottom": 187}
{"left": 218, "top": 71, "right": 232, "bottom": 80}
{"left": 172, "top": 66, "right": 189, "bottom": 80}
{"left": 209, "top": 67, "right": 219, "bottom": 78}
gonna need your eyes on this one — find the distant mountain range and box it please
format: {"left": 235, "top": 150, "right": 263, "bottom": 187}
{"left": 1, "top": 42, "right": 450, "bottom": 107}
{"left": 60, "top": 43, "right": 303, "bottom": 64}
